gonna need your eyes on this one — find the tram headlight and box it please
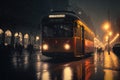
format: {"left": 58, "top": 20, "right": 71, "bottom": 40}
{"left": 64, "top": 43, "right": 70, "bottom": 50}
{"left": 43, "top": 44, "right": 49, "bottom": 50}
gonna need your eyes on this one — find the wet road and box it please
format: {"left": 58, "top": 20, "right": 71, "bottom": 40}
{"left": 1, "top": 50, "right": 120, "bottom": 80}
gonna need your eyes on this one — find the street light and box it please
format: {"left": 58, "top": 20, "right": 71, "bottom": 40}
{"left": 102, "top": 21, "right": 112, "bottom": 54}
{"left": 0, "top": 29, "right": 3, "bottom": 34}
{"left": 105, "top": 36, "right": 108, "bottom": 42}
{"left": 107, "top": 31, "right": 112, "bottom": 54}
{"left": 109, "top": 31, "right": 112, "bottom": 36}
{"left": 102, "top": 21, "right": 111, "bottom": 31}
{"left": 103, "top": 22, "right": 110, "bottom": 30}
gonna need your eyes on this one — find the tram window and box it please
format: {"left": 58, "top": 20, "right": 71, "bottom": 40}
{"left": 42, "top": 23, "right": 73, "bottom": 38}
{"left": 75, "top": 24, "right": 82, "bottom": 37}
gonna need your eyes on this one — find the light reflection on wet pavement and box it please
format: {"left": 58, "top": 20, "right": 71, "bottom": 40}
{"left": 1, "top": 50, "right": 120, "bottom": 80}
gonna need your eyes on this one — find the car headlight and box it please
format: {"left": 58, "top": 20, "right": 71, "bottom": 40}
{"left": 64, "top": 43, "right": 70, "bottom": 50}
{"left": 43, "top": 44, "right": 49, "bottom": 50}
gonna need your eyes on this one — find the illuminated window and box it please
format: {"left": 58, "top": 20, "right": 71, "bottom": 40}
{"left": 0, "top": 29, "right": 4, "bottom": 44}
{"left": 0, "top": 29, "right": 3, "bottom": 34}
{"left": 14, "top": 32, "right": 23, "bottom": 45}
{"left": 24, "top": 33, "right": 29, "bottom": 39}
{"left": 24, "top": 33, "right": 29, "bottom": 48}
{"left": 5, "top": 30, "right": 12, "bottom": 37}
{"left": 5, "top": 30, "right": 12, "bottom": 45}
{"left": 14, "top": 32, "right": 19, "bottom": 44}
{"left": 36, "top": 36, "right": 40, "bottom": 41}
{"left": 19, "top": 32, "right": 23, "bottom": 42}
{"left": 14, "top": 32, "right": 19, "bottom": 37}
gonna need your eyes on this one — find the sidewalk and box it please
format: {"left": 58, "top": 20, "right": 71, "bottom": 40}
{"left": 104, "top": 50, "right": 120, "bottom": 70}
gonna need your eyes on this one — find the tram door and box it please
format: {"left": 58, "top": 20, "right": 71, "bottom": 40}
{"left": 74, "top": 25, "right": 84, "bottom": 57}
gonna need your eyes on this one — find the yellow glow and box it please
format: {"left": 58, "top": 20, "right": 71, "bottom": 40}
{"left": 104, "top": 33, "right": 119, "bottom": 47}
{"left": 49, "top": 14, "right": 65, "bottom": 18}
{"left": 14, "top": 32, "right": 19, "bottom": 37}
{"left": 43, "top": 63, "right": 48, "bottom": 70}
{"left": 117, "top": 33, "right": 119, "bottom": 36}
{"left": 104, "top": 23, "right": 110, "bottom": 30}
{"left": 77, "top": 20, "right": 95, "bottom": 38}
{"left": 4, "top": 43, "right": 8, "bottom": 46}
{"left": 43, "top": 44, "right": 49, "bottom": 50}
{"left": 102, "top": 21, "right": 111, "bottom": 31}
{"left": 24, "top": 55, "right": 29, "bottom": 66}
{"left": 63, "top": 66, "right": 72, "bottom": 80}
{"left": 105, "top": 36, "right": 108, "bottom": 41}
{"left": 109, "top": 31, "right": 112, "bottom": 36}
{"left": 19, "top": 32, "right": 22, "bottom": 38}
{"left": 5, "top": 30, "right": 12, "bottom": 36}
{"left": 36, "top": 62, "right": 41, "bottom": 72}
{"left": 64, "top": 43, "right": 70, "bottom": 50}
{"left": 0, "top": 29, "right": 3, "bottom": 34}
{"left": 104, "top": 70, "right": 114, "bottom": 80}
{"left": 24, "top": 33, "right": 29, "bottom": 39}
{"left": 42, "top": 71, "right": 50, "bottom": 80}
{"left": 36, "top": 36, "right": 40, "bottom": 41}
{"left": 110, "top": 33, "right": 119, "bottom": 44}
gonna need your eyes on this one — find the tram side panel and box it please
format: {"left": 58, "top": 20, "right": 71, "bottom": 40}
{"left": 84, "top": 29, "right": 94, "bottom": 54}
{"left": 74, "top": 25, "right": 84, "bottom": 57}
{"left": 42, "top": 38, "right": 75, "bottom": 57}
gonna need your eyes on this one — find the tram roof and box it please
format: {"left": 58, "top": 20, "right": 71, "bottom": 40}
{"left": 42, "top": 11, "right": 80, "bottom": 21}
{"left": 41, "top": 11, "right": 95, "bottom": 37}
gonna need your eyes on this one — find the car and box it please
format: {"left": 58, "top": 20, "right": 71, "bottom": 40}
{"left": 112, "top": 43, "right": 120, "bottom": 55}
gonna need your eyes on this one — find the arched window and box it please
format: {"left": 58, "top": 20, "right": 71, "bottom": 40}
{"left": 24, "top": 33, "right": 29, "bottom": 39}
{"left": 0, "top": 28, "right": 3, "bottom": 34}
{"left": 19, "top": 32, "right": 23, "bottom": 44}
{"left": 36, "top": 36, "right": 40, "bottom": 41}
{"left": 24, "top": 33, "right": 29, "bottom": 48}
{"left": 30, "top": 35, "right": 34, "bottom": 45}
{"left": 14, "top": 32, "right": 19, "bottom": 37}
{"left": 34, "top": 36, "right": 40, "bottom": 50}
{"left": 14, "top": 32, "right": 23, "bottom": 44}
{"left": 5, "top": 30, "right": 12, "bottom": 37}
{"left": 14, "top": 32, "right": 19, "bottom": 44}
{"left": 5, "top": 30, "right": 12, "bottom": 45}
{"left": 0, "top": 29, "right": 4, "bottom": 44}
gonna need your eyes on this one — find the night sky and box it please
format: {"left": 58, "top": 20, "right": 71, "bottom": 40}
{"left": 0, "top": 0, "right": 120, "bottom": 37}
{"left": 70, "top": 0, "right": 120, "bottom": 38}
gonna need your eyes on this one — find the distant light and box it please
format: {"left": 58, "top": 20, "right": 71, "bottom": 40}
{"left": 103, "top": 22, "right": 110, "bottom": 30}
{"left": 5, "top": 30, "right": 12, "bottom": 37}
{"left": 36, "top": 36, "right": 40, "bottom": 41}
{"left": 110, "top": 33, "right": 119, "bottom": 44}
{"left": 78, "top": 11, "right": 82, "bottom": 15}
{"left": 14, "top": 32, "right": 19, "bottom": 37}
{"left": 0, "top": 29, "right": 3, "bottom": 34}
{"left": 24, "top": 33, "right": 29, "bottom": 39}
{"left": 4, "top": 43, "right": 8, "bottom": 46}
{"left": 49, "top": 14, "right": 65, "bottom": 18}
{"left": 117, "top": 33, "right": 119, "bottom": 36}
{"left": 63, "top": 66, "right": 72, "bottom": 80}
{"left": 109, "top": 32, "right": 112, "bottom": 36}
{"left": 105, "top": 36, "right": 108, "bottom": 41}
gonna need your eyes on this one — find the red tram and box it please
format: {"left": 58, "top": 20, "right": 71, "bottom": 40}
{"left": 41, "top": 11, "right": 95, "bottom": 58}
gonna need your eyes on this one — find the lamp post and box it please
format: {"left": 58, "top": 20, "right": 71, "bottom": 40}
{"left": 108, "top": 31, "right": 112, "bottom": 54}
{"left": 102, "top": 21, "right": 112, "bottom": 54}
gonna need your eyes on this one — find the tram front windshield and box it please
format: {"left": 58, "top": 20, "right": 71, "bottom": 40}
{"left": 43, "top": 23, "right": 73, "bottom": 38}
